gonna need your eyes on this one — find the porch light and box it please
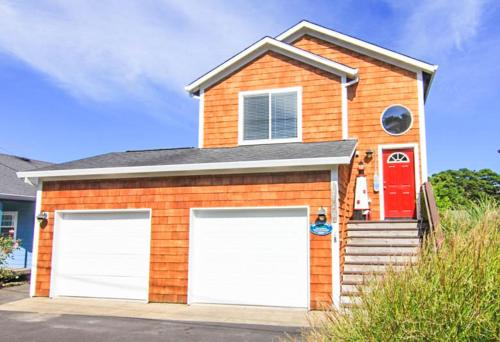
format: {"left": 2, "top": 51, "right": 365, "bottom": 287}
{"left": 316, "top": 207, "right": 327, "bottom": 224}
{"left": 365, "top": 149, "right": 374, "bottom": 160}
{"left": 36, "top": 212, "right": 48, "bottom": 227}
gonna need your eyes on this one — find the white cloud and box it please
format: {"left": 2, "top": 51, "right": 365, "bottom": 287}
{"left": 0, "top": 0, "right": 281, "bottom": 105}
{"left": 385, "top": 0, "right": 489, "bottom": 59}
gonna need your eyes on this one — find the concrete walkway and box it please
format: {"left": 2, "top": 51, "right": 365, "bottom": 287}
{"left": 0, "top": 296, "right": 323, "bottom": 327}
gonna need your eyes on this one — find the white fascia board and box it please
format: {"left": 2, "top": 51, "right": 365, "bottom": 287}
{"left": 185, "top": 37, "right": 357, "bottom": 95}
{"left": 17, "top": 156, "right": 353, "bottom": 180}
{"left": 0, "top": 193, "right": 36, "bottom": 201}
{"left": 277, "top": 21, "right": 438, "bottom": 75}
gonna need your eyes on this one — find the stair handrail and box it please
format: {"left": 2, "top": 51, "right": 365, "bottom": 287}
{"left": 420, "top": 181, "right": 440, "bottom": 235}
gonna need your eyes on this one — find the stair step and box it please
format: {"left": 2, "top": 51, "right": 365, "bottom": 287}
{"left": 344, "top": 264, "right": 407, "bottom": 273}
{"left": 346, "top": 246, "right": 419, "bottom": 255}
{"left": 347, "top": 237, "right": 420, "bottom": 246}
{"left": 348, "top": 222, "right": 418, "bottom": 230}
{"left": 345, "top": 255, "right": 418, "bottom": 264}
{"left": 340, "top": 295, "right": 361, "bottom": 305}
{"left": 341, "top": 284, "right": 369, "bottom": 294}
{"left": 348, "top": 230, "right": 419, "bottom": 238}
{"left": 342, "top": 273, "right": 384, "bottom": 284}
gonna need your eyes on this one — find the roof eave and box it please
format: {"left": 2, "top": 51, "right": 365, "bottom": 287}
{"left": 17, "top": 156, "right": 354, "bottom": 182}
{"left": 185, "top": 37, "right": 358, "bottom": 96}
{"left": 277, "top": 21, "right": 438, "bottom": 75}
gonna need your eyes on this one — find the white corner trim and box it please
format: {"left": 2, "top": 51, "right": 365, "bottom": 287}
{"left": 377, "top": 143, "right": 421, "bottom": 220}
{"left": 29, "top": 182, "right": 43, "bottom": 297}
{"left": 416, "top": 72, "right": 428, "bottom": 181}
{"left": 238, "top": 87, "right": 303, "bottom": 146}
{"left": 185, "top": 37, "right": 357, "bottom": 95}
{"left": 17, "top": 155, "right": 354, "bottom": 180}
{"left": 198, "top": 89, "right": 205, "bottom": 148}
{"left": 330, "top": 167, "right": 341, "bottom": 308}
{"left": 341, "top": 75, "right": 348, "bottom": 139}
{"left": 277, "top": 21, "right": 438, "bottom": 75}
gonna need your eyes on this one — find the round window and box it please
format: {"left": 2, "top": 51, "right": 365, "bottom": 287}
{"left": 381, "top": 105, "right": 413, "bottom": 135}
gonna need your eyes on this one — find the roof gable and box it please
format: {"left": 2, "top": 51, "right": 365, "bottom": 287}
{"left": 276, "top": 21, "right": 438, "bottom": 75}
{"left": 185, "top": 37, "right": 358, "bottom": 96}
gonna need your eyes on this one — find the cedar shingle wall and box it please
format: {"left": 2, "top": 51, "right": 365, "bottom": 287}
{"left": 37, "top": 171, "right": 332, "bottom": 309}
{"left": 203, "top": 51, "right": 342, "bottom": 147}
{"left": 293, "top": 35, "right": 422, "bottom": 220}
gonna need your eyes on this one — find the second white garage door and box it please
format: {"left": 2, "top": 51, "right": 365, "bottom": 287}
{"left": 50, "top": 210, "right": 151, "bottom": 301}
{"left": 188, "top": 207, "right": 309, "bottom": 308}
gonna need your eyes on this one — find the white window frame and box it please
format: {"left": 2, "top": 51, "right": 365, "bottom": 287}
{"left": 238, "top": 87, "right": 303, "bottom": 145}
{"left": 380, "top": 104, "right": 414, "bottom": 136}
{"left": 1, "top": 211, "right": 18, "bottom": 239}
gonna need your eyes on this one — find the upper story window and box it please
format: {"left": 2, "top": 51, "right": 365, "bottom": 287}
{"left": 1, "top": 212, "right": 18, "bottom": 239}
{"left": 381, "top": 105, "right": 413, "bottom": 136}
{"left": 239, "top": 87, "right": 302, "bottom": 145}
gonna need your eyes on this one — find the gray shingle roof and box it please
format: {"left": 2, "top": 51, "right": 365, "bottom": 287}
{"left": 33, "top": 140, "right": 357, "bottom": 172}
{"left": 0, "top": 153, "right": 52, "bottom": 199}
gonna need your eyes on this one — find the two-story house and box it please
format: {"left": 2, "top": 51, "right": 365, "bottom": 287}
{"left": 18, "top": 21, "right": 437, "bottom": 310}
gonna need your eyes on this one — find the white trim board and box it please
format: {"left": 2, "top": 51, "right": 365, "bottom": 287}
{"left": 185, "top": 36, "right": 357, "bottom": 95}
{"left": 17, "top": 155, "right": 354, "bottom": 181}
{"left": 238, "top": 87, "right": 303, "bottom": 145}
{"left": 416, "top": 72, "right": 428, "bottom": 181}
{"left": 330, "top": 167, "right": 341, "bottom": 308}
{"left": 197, "top": 89, "right": 205, "bottom": 148}
{"left": 377, "top": 143, "right": 421, "bottom": 220}
{"left": 277, "top": 21, "right": 438, "bottom": 75}
{"left": 29, "top": 182, "right": 43, "bottom": 297}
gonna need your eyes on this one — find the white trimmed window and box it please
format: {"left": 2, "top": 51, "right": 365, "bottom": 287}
{"left": 1, "top": 212, "right": 18, "bottom": 239}
{"left": 239, "top": 87, "right": 302, "bottom": 144}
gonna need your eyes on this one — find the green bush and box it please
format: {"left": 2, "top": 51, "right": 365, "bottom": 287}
{"left": 305, "top": 201, "right": 500, "bottom": 341}
{"left": 0, "top": 236, "right": 20, "bottom": 285}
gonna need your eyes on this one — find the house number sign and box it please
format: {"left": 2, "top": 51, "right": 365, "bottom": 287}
{"left": 310, "top": 223, "right": 333, "bottom": 236}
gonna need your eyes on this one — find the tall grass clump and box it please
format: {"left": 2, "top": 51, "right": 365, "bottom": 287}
{"left": 305, "top": 201, "right": 499, "bottom": 341}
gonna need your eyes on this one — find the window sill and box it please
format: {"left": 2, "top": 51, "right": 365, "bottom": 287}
{"left": 238, "top": 138, "right": 302, "bottom": 146}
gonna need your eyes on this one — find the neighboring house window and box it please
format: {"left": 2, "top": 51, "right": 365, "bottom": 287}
{"left": 381, "top": 105, "right": 413, "bottom": 135}
{"left": 240, "top": 87, "right": 302, "bottom": 144}
{"left": 0, "top": 212, "right": 18, "bottom": 239}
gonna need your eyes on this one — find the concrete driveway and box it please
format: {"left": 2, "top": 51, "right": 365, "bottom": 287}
{"left": 0, "top": 284, "right": 306, "bottom": 341}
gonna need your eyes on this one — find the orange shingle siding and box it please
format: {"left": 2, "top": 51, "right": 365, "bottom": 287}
{"left": 293, "top": 35, "right": 422, "bottom": 220}
{"left": 37, "top": 171, "right": 333, "bottom": 309}
{"left": 203, "top": 51, "right": 342, "bottom": 147}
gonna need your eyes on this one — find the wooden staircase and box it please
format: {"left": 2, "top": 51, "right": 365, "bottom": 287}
{"left": 341, "top": 220, "right": 421, "bottom": 307}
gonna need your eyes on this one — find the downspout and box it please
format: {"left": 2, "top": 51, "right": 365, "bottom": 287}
{"left": 341, "top": 75, "right": 359, "bottom": 139}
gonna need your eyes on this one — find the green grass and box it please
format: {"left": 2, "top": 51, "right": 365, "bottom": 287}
{"left": 304, "top": 201, "right": 500, "bottom": 341}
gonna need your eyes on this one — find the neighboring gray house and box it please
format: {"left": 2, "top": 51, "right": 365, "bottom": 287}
{"left": 0, "top": 153, "right": 51, "bottom": 269}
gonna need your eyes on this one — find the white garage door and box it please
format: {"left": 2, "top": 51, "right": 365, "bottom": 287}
{"left": 51, "top": 211, "right": 151, "bottom": 301}
{"left": 189, "top": 208, "right": 309, "bottom": 308}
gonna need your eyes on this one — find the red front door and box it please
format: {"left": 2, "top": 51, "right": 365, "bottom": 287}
{"left": 383, "top": 148, "right": 416, "bottom": 219}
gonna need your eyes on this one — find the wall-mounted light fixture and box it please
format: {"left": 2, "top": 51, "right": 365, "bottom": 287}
{"left": 365, "top": 149, "right": 374, "bottom": 161}
{"left": 316, "top": 207, "right": 327, "bottom": 224}
{"left": 36, "top": 212, "right": 48, "bottom": 227}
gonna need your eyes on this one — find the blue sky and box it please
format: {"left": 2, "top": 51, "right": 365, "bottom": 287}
{"left": 0, "top": 0, "right": 498, "bottom": 174}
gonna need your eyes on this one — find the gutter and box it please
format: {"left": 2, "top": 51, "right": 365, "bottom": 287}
{"left": 17, "top": 152, "right": 357, "bottom": 183}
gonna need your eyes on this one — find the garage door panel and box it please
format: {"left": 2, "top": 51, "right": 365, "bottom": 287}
{"left": 189, "top": 208, "right": 309, "bottom": 308}
{"left": 55, "top": 275, "right": 147, "bottom": 300}
{"left": 57, "top": 255, "right": 149, "bottom": 277}
{"left": 52, "top": 211, "right": 151, "bottom": 301}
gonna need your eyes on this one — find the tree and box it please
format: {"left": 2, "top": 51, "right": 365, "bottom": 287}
{"left": 430, "top": 168, "right": 500, "bottom": 210}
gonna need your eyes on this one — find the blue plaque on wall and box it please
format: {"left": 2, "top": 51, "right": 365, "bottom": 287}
{"left": 310, "top": 223, "right": 333, "bottom": 236}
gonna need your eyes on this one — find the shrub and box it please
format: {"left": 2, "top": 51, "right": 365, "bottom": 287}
{"left": 0, "top": 236, "right": 21, "bottom": 285}
{"left": 304, "top": 201, "right": 500, "bottom": 341}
